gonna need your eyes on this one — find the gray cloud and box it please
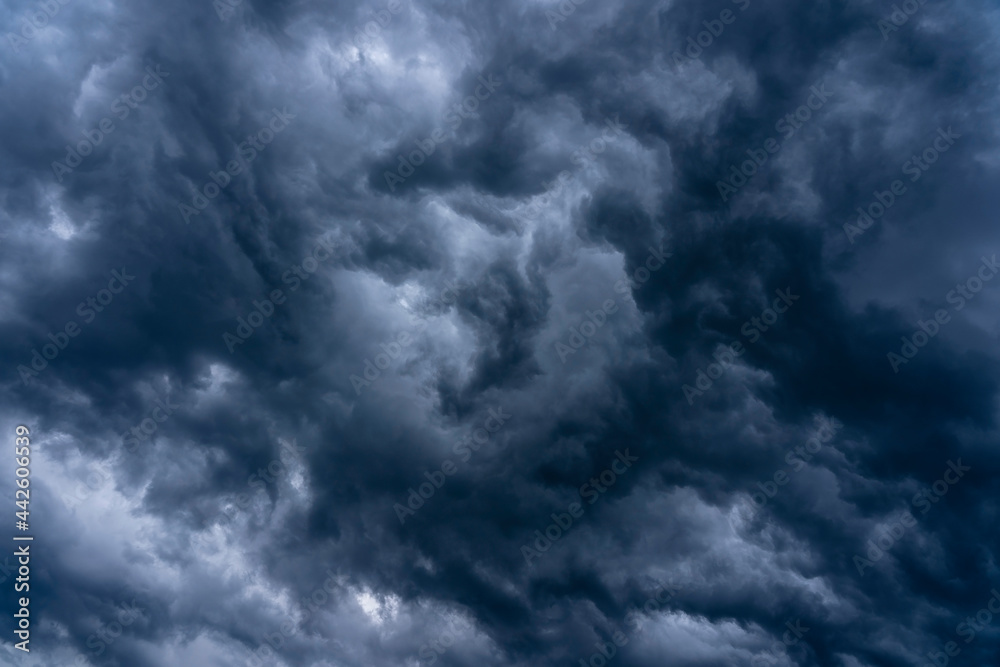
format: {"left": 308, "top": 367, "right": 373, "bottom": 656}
{"left": 1, "top": 0, "right": 1000, "bottom": 665}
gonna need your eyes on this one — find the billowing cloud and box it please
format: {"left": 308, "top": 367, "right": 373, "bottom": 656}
{"left": 2, "top": 0, "right": 1000, "bottom": 665}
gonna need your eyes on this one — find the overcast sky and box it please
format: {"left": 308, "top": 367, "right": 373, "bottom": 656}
{"left": 2, "top": 0, "right": 1000, "bottom": 666}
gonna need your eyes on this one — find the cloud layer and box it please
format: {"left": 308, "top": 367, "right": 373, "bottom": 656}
{"left": 2, "top": 0, "right": 1000, "bottom": 665}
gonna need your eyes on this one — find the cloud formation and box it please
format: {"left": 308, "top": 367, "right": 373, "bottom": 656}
{"left": 2, "top": 0, "right": 1000, "bottom": 665}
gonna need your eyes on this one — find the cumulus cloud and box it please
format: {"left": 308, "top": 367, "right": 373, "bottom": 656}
{"left": 2, "top": 0, "right": 1000, "bottom": 665}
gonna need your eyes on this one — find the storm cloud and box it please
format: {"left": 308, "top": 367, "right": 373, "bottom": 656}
{"left": 1, "top": 0, "right": 1000, "bottom": 666}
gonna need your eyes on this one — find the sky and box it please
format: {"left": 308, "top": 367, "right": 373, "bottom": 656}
{"left": 1, "top": 0, "right": 1000, "bottom": 666}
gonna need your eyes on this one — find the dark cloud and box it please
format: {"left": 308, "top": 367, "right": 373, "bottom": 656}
{"left": 1, "top": 0, "right": 1000, "bottom": 665}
